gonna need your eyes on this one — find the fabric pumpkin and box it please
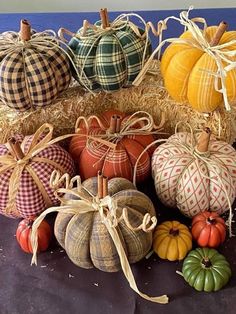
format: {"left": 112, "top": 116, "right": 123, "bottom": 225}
{"left": 161, "top": 22, "right": 236, "bottom": 112}
{"left": 191, "top": 211, "right": 226, "bottom": 248}
{"left": 182, "top": 247, "right": 232, "bottom": 292}
{"left": 0, "top": 125, "right": 75, "bottom": 219}
{"left": 153, "top": 220, "right": 192, "bottom": 261}
{"left": 16, "top": 217, "right": 51, "bottom": 253}
{"left": 54, "top": 175, "right": 156, "bottom": 272}
{"left": 152, "top": 127, "right": 236, "bottom": 217}
{"left": 65, "top": 10, "right": 151, "bottom": 92}
{"left": 0, "top": 19, "right": 71, "bottom": 111}
{"left": 69, "top": 109, "right": 155, "bottom": 183}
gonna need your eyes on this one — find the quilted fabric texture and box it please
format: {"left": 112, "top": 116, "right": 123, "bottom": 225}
{"left": 152, "top": 132, "right": 236, "bottom": 217}
{"left": 0, "top": 134, "right": 75, "bottom": 218}
{"left": 69, "top": 24, "right": 152, "bottom": 91}
{"left": 0, "top": 32, "right": 71, "bottom": 111}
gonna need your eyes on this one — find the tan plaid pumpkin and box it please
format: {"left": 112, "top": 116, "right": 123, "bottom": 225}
{"left": 54, "top": 175, "right": 156, "bottom": 272}
{"left": 0, "top": 20, "right": 71, "bottom": 111}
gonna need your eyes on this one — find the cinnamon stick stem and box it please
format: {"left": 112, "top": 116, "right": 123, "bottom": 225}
{"left": 20, "top": 19, "right": 31, "bottom": 41}
{"left": 8, "top": 137, "right": 25, "bottom": 160}
{"left": 104, "top": 8, "right": 109, "bottom": 27}
{"left": 102, "top": 176, "right": 108, "bottom": 198}
{"left": 97, "top": 171, "right": 103, "bottom": 199}
{"left": 210, "top": 21, "right": 228, "bottom": 46}
{"left": 116, "top": 116, "right": 121, "bottom": 133}
{"left": 100, "top": 8, "right": 109, "bottom": 29}
{"left": 110, "top": 115, "right": 117, "bottom": 134}
{"left": 196, "top": 127, "right": 211, "bottom": 153}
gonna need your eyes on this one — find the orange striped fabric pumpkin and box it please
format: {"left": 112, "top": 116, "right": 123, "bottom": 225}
{"left": 69, "top": 109, "right": 155, "bottom": 183}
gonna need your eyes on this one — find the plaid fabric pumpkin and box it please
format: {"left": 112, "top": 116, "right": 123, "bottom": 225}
{"left": 67, "top": 18, "right": 151, "bottom": 92}
{"left": 0, "top": 133, "right": 75, "bottom": 219}
{"left": 0, "top": 20, "right": 71, "bottom": 111}
{"left": 54, "top": 176, "right": 155, "bottom": 272}
{"left": 69, "top": 109, "right": 155, "bottom": 183}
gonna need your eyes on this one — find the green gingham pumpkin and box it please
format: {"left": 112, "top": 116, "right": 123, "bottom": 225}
{"left": 67, "top": 17, "right": 152, "bottom": 92}
{"left": 54, "top": 176, "right": 156, "bottom": 272}
{"left": 0, "top": 20, "right": 71, "bottom": 111}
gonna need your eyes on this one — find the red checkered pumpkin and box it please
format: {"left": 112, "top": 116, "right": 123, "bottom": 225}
{"left": 152, "top": 128, "right": 236, "bottom": 217}
{"left": 0, "top": 131, "right": 75, "bottom": 219}
{"left": 0, "top": 20, "right": 71, "bottom": 111}
{"left": 69, "top": 109, "right": 155, "bottom": 183}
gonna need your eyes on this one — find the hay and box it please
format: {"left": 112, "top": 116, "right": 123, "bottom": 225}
{"left": 108, "top": 61, "right": 236, "bottom": 144}
{"left": 0, "top": 60, "right": 235, "bottom": 144}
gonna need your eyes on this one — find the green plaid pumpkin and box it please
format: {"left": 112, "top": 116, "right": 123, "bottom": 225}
{"left": 68, "top": 19, "right": 152, "bottom": 92}
{"left": 0, "top": 20, "right": 71, "bottom": 111}
{"left": 54, "top": 176, "right": 155, "bottom": 272}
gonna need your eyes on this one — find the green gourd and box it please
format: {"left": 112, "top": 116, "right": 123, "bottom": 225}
{"left": 182, "top": 247, "right": 232, "bottom": 292}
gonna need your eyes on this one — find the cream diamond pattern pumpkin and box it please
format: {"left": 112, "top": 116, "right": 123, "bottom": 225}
{"left": 152, "top": 129, "right": 236, "bottom": 217}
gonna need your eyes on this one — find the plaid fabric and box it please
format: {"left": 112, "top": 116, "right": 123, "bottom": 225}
{"left": 69, "top": 111, "right": 154, "bottom": 183}
{"left": 0, "top": 134, "right": 75, "bottom": 219}
{"left": 54, "top": 177, "right": 155, "bottom": 272}
{"left": 0, "top": 38, "right": 71, "bottom": 111}
{"left": 69, "top": 25, "right": 151, "bottom": 91}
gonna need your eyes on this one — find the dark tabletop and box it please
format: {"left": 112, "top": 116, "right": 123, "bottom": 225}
{"left": 0, "top": 179, "right": 235, "bottom": 314}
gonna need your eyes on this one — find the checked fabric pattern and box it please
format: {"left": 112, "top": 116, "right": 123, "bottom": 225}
{"left": 0, "top": 33, "right": 71, "bottom": 111}
{"left": 152, "top": 132, "right": 236, "bottom": 217}
{"left": 54, "top": 176, "right": 155, "bottom": 272}
{"left": 69, "top": 25, "right": 151, "bottom": 91}
{"left": 0, "top": 134, "right": 75, "bottom": 219}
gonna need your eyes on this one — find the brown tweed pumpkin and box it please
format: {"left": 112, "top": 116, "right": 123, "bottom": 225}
{"left": 54, "top": 174, "right": 156, "bottom": 272}
{"left": 0, "top": 20, "right": 71, "bottom": 111}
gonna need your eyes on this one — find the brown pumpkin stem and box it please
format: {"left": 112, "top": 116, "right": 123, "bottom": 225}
{"left": 202, "top": 257, "right": 212, "bottom": 268}
{"left": 210, "top": 21, "right": 228, "bottom": 46}
{"left": 207, "top": 217, "right": 216, "bottom": 224}
{"left": 116, "top": 116, "right": 122, "bottom": 133}
{"left": 8, "top": 137, "right": 25, "bottom": 160}
{"left": 20, "top": 19, "right": 31, "bottom": 41}
{"left": 97, "top": 171, "right": 103, "bottom": 199}
{"left": 196, "top": 127, "right": 211, "bottom": 153}
{"left": 110, "top": 115, "right": 117, "bottom": 134}
{"left": 102, "top": 176, "right": 108, "bottom": 198}
{"left": 169, "top": 228, "right": 179, "bottom": 236}
{"left": 100, "top": 8, "right": 109, "bottom": 28}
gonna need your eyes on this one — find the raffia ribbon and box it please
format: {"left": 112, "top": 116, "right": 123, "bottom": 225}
{"left": 58, "top": 12, "right": 161, "bottom": 92}
{"left": 133, "top": 122, "right": 234, "bottom": 236}
{"left": 0, "top": 123, "right": 116, "bottom": 217}
{"left": 0, "top": 28, "right": 84, "bottom": 99}
{"left": 30, "top": 171, "right": 168, "bottom": 304}
{"left": 133, "top": 6, "right": 236, "bottom": 112}
{"left": 75, "top": 110, "right": 166, "bottom": 171}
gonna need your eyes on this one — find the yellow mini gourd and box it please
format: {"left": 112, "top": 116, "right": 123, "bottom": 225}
{"left": 153, "top": 221, "right": 192, "bottom": 261}
{"left": 161, "top": 22, "right": 236, "bottom": 113}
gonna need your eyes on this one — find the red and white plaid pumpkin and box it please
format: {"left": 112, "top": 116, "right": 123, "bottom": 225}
{"left": 0, "top": 127, "right": 75, "bottom": 219}
{"left": 152, "top": 128, "right": 236, "bottom": 217}
{"left": 69, "top": 109, "right": 156, "bottom": 183}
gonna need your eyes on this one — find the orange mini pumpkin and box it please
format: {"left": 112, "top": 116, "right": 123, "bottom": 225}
{"left": 69, "top": 109, "right": 156, "bottom": 183}
{"left": 191, "top": 211, "right": 226, "bottom": 248}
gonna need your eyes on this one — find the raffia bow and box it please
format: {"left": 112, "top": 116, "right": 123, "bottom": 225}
{"left": 133, "top": 6, "right": 236, "bottom": 112}
{"left": 133, "top": 122, "right": 234, "bottom": 236}
{"left": 30, "top": 170, "right": 168, "bottom": 304}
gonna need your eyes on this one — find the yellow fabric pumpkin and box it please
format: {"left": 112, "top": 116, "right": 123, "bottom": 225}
{"left": 153, "top": 221, "right": 192, "bottom": 261}
{"left": 161, "top": 25, "right": 236, "bottom": 113}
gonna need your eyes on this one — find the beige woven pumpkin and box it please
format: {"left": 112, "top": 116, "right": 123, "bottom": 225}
{"left": 54, "top": 173, "right": 156, "bottom": 272}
